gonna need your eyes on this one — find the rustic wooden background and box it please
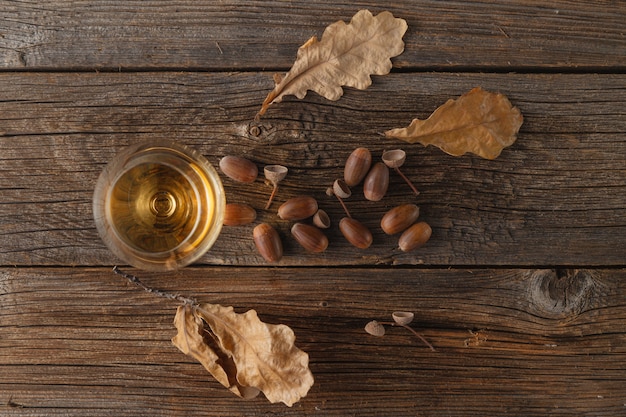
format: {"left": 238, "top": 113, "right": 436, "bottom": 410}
{"left": 1, "top": 1, "right": 625, "bottom": 416}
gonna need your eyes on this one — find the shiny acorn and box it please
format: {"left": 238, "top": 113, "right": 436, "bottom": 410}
{"left": 219, "top": 155, "right": 258, "bottom": 183}
{"left": 398, "top": 222, "right": 432, "bottom": 252}
{"left": 363, "top": 162, "right": 389, "bottom": 202}
{"left": 291, "top": 223, "right": 329, "bottom": 253}
{"left": 253, "top": 223, "right": 283, "bottom": 263}
{"left": 277, "top": 196, "right": 318, "bottom": 221}
{"left": 380, "top": 204, "right": 420, "bottom": 235}
{"left": 339, "top": 217, "right": 373, "bottom": 249}
{"left": 223, "top": 203, "right": 257, "bottom": 226}
{"left": 344, "top": 147, "right": 372, "bottom": 187}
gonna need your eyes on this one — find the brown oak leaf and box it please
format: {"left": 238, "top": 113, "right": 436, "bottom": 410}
{"left": 256, "top": 9, "right": 407, "bottom": 118}
{"left": 172, "top": 303, "right": 314, "bottom": 407}
{"left": 384, "top": 87, "right": 523, "bottom": 159}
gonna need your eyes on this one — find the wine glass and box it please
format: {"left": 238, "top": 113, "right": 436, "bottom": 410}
{"left": 93, "top": 140, "right": 225, "bottom": 271}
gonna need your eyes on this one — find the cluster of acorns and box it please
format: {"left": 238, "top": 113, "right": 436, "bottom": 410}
{"left": 218, "top": 147, "right": 431, "bottom": 263}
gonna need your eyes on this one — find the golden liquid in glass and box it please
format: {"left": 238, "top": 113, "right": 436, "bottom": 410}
{"left": 93, "top": 142, "right": 224, "bottom": 271}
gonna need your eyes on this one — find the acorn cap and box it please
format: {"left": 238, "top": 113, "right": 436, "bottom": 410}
{"left": 333, "top": 179, "right": 352, "bottom": 199}
{"left": 382, "top": 149, "right": 406, "bottom": 169}
{"left": 264, "top": 164, "right": 288, "bottom": 184}
{"left": 365, "top": 320, "right": 386, "bottom": 337}
{"left": 313, "top": 209, "right": 331, "bottom": 229}
{"left": 392, "top": 311, "right": 415, "bottom": 325}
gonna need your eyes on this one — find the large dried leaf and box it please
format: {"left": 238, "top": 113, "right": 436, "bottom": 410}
{"left": 384, "top": 87, "right": 523, "bottom": 159}
{"left": 256, "top": 9, "right": 407, "bottom": 118}
{"left": 172, "top": 303, "right": 314, "bottom": 407}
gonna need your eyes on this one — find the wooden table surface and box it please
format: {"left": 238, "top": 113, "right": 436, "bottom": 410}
{"left": 1, "top": 1, "right": 625, "bottom": 416}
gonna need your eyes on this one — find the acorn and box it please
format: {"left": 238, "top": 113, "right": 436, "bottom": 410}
{"left": 219, "top": 155, "right": 258, "bottom": 183}
{"left": 277, "top": 196, "right": 318, "bottom": 221}
{"left": 253, "top": 223, "right": 283, "bottom": 263}
{"left": 380, "top": 204, "right": 420, "bottom": 235}
{"left": 291, "top": 223, "right": 329, "bottom": 253}
{"left": 363, "top": 162, "right": 389, "bottom": 201}
{"left": 344, "top": 147, "right": 372, "bottom": 186}
{"left": 398, "top": 222, "right": 432, "bottom": 252}
{"left": 223, "top": 203, "right": 257, "bottom": 226}
{"left": 339, "top": 217, "right": 373, "bottom": 249}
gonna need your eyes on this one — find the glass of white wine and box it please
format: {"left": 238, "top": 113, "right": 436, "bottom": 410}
{"left": 93, "top": 140, "right": 225, "bottom": 271}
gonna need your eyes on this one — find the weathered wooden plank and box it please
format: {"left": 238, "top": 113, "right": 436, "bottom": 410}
{"left": 1, "top": 267, "right": 625, "bottom": 416}
{"left": 1, "top": 72, "right": 625, "bottom": 267}
{"left": 1, "top": 1, "right": 624, "bottom": 71}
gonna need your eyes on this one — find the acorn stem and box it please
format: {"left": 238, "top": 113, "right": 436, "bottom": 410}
{"left": 263, "top": 165, "right": 288, "bottom": 210}
{"left": 328, "top": 179, "right": 353, "bottom": 218}
{"left": 400, "top": 323, "right": 435, "bottom": 351}
{"left": 379, "top": 320, "right": 435, "bottom": 351}
{"left": 265, "top": 184, "right": 278, "bottom": 209}
{"left": 336, "top": 195, "right": 352, "bottom": 218}
{"left": 394, "top": 167, "right": 419, "bottom": 196}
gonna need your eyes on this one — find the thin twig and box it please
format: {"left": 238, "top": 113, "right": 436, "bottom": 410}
{"left": 497, "top": 25, "right": 510, "bottom": 38}
{"left": 6, "top": 395, "right": 25, "bottom": 408}
{"left": 112, "top": 266, "right": 196, "bottom": 305}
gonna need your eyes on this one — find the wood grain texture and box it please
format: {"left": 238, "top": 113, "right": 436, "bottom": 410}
{"left": 1, "top": 0, "right": 624, "bottom": 71}
{"left": 1, "top": 72, "right": 625, "bottom": 267}
{"left": 1, "top": 1, "right": 625, "bottom": 415}
{"left": 1, "top": 267, "right": 625, "bottom": 416}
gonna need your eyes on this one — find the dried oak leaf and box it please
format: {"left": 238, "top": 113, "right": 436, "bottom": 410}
{"left": 256, "top": 9, "right": 407, "bottom": 118}
{"left": 384, "top": 87, "right": 523, "bottom": 159}
{"left": 172, "top": 303, "right": 313, "bottom": 407}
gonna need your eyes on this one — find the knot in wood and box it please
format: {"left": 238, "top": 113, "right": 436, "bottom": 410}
{"left": 246, "top": 122, "right": 276, "bottom": 142}
{"left": 248, "top": 124, "right": 261, "bottom": 137}
{"left": 527, "top": 269, "right": 597, "bottom": 320}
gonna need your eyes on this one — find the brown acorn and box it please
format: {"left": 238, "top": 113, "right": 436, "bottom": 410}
{"left": 223, "top": 203, "right": 257, "bottom": 226}
{"left": 253, "top": 223, "right": 283, "bottom": 263}
{"left": 380, "top": 204, "right": 420, "bottom": 235}
{"left": 339, "top": 217, "right": 373, "bottom": 249}
{"left": 219, "top": 155, "right": 258, "bottom": 183}
{"left": 277, "top": 196, "right": 318, "bottom": 221}
{"left": 291, "top": 223, "right": 329, "bottom": 253}
{"left": 398, "top": 222, "right": 432, "bottom": 252}
{"left": 344, "top": 147, "right": 372, "bottom": 186}
{"left": 363, "top": 162, "right": 389, "bottom": 202}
